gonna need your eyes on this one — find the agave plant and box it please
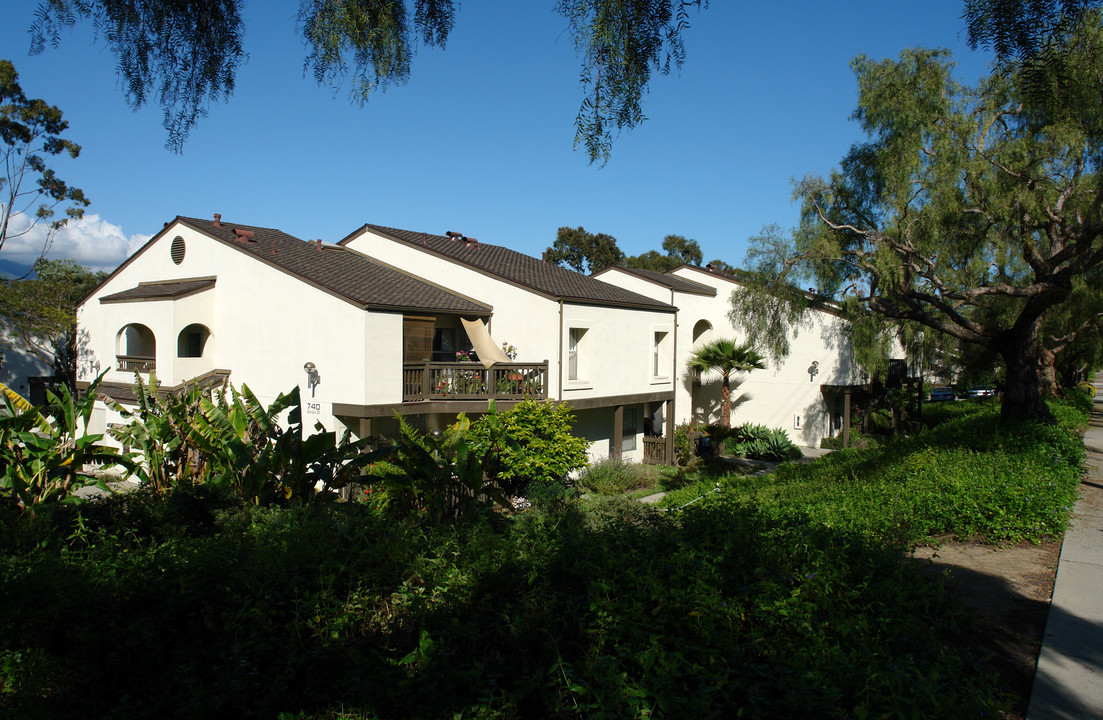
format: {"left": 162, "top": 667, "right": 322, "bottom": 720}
{"left": 727, "top": 423, "right": 801, "bottom": 461}
{"left": 1, "top": 374, "right": 132, "bottom": 514}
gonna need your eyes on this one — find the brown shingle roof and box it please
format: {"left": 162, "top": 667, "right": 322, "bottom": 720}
{"left": 175, "top": 217, "right": 489, "bottom": 314}
{"left": 100, "top": 277, "right": 216, "bottom": 303}
{"left": 347, "top": 224, "right": 675, "bottom": 312}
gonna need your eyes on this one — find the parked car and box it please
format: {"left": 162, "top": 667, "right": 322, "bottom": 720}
{"left": 967, "top": 385, "right": 996, "bottom": 398}
{"left": 929, "top": 386, "right": 956, "bottom": 402}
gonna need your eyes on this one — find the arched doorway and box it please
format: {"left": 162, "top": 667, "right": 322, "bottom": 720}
{"left": 177, "top": 323, "right": 211, "bottom": 358}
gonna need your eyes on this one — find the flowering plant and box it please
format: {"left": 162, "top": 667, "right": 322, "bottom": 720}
{"left": 501, "top": 342, "right": 518, "bottom": 360}
{"left": 455, "top": 349, "right": 475, "bottom": 362}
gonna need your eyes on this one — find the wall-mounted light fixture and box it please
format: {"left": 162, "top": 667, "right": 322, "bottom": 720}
{"left": 807, "top": 360, "right": 820, "bottom": 383}
{"left": 304, "top": 362, "right": 321, "bottom": 397}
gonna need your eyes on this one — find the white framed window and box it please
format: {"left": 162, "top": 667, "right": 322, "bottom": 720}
{"left": 653, "top": 330, "right": 669, "bottom": 377}
{"left": 568, "top": 327, "right": 587, "bottom": 381}
{"left": 651, "top": 328, "right": 672, "bottom": 381}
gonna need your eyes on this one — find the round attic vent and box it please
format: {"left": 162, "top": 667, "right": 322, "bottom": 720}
{"left": 170, "top": 235, "right": 186, "bottom": 265}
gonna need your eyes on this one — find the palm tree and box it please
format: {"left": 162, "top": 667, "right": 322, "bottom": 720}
{"left": 687, "top": 339, "right": 766, "bottom": 428}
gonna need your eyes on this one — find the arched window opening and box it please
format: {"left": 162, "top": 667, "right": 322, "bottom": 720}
{"left": 689, "top": 320, "right": 714, "bottom": 386}
{"left": 177, "top": 324, "right": 211, "bottom": 358}
{"left": 692, "top": 319, "right": 713, "bottom": 345}
{"left": 116, "top": 324, "right": 156, "bottom": 372}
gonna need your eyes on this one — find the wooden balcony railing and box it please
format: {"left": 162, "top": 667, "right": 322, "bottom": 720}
{"left": 116, "top": 355, "right": 156, "bottom": 372}
{"left": 403, "top": 361, "right": 548, "bottom": 403}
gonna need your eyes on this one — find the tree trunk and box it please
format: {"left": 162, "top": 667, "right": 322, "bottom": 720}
{"left": 720, "top": 373, "right": 732, "bottom": 428}
{"left": 999, "top": 325, "right": 1057, "bottom": 424}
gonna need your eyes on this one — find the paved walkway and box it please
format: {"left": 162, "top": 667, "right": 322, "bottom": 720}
{"left": 1027, "top": 375, "right": 1103, "bottom": 720}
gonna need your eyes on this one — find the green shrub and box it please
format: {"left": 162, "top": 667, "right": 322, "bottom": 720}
{"left": 577, "top": 457, "right": 648, "bottom": 494}
{"left": 673, "top": 423, "right": 697, "bottom": 467}
{"left": 0, "top": 394, "right": 1086, "bottom": 719}
{"left": 110, "top": 378, "right": 382, "bottom": 505}
{"left": 367, "top": 411, "right": 513, "bottom": 521}
{"left": 0, "top": 489, "right": 1010, "bottom": 719}
{"left": 470, "top": 399, "right": 590, "bottom": 495}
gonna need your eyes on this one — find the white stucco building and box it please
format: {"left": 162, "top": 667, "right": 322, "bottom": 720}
{"left": 593, "top": 264, "right": 863, "bottom": 446}
{"left": 76, "top": 214, "right": 865, "bottom": 462}
{"left": 76, "top": 216, "right": 679, "bottom": 463}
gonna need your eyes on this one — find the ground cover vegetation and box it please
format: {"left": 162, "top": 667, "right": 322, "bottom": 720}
{"left": 666, "top": 393, "right": 1088, "bottom": 547}
{"left": 0, "top": 372, "right": 1090, "bottom": 717}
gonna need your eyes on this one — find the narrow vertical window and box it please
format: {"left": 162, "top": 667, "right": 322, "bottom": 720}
{"left": 568, "top": 328, "right": 584, "bottom": 381}
{"left": 653, "top": 331, "right": 669, "bottom": 377}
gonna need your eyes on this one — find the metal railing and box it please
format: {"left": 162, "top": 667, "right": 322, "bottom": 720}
{"left": 116, "top": 355, "right": 156, "bottom": 372}
{"left": 402, "top": 361, "right": 548, "bottom": 402}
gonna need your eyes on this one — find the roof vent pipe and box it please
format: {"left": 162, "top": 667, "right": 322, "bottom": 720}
{"left": 316, "top": 239, "right": 323, "bottom": 250}
{"left": 233, "top": 228, "right": 255, "bottom": 242}
{"left": 445, "top": 230, "right": 463, "bottom": 238}
{"left": 213, "top": 213, "right": 222, "bottom": 227}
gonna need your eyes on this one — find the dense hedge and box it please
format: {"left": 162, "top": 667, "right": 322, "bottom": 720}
{"left": 1, "top": 491, "right": 1001, "bottom": 719}
{"left": 0, "top": 393, "right": 1089, "bottom": 718}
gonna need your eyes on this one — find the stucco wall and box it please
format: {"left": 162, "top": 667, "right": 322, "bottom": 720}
{"left": 592, "top": 266, "right": 860, "bottom": 447}
{"left": 77, "top": 222, "right": 405, "bottom": 432}
{"left": 345, "top": 229, "right": 677, "bottom": 406}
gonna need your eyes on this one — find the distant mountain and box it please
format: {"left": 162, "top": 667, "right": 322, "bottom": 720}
{"left": 0, "top": 258, "right": 35, "bottom": 279}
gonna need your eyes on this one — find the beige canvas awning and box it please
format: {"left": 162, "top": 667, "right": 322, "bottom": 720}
{"left": 461, "top": 317, "right": 511, "bottom": 369}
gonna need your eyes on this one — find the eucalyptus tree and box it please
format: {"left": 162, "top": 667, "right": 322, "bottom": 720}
{"left": 0, "top": 59, "right": 88, "bottom": 264}
{"left": 686, "top": 338, "right": 765, "bottom": 428}
{"left": 27, "top": 0, "right": 709, "bottom": 163}
{"left": 732, "top": 17, "right": 1103, "bottom": 423}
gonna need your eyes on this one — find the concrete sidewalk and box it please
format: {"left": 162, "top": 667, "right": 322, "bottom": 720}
{"left": 1027, "top": 376, "right": 1103, "bottom": 720}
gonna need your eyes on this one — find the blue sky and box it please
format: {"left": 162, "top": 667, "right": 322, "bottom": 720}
{"left": 1, "top": 1, "right": 994, "bottom": 273}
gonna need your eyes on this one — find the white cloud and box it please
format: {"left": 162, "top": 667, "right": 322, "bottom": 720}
{"left": 1, "top": 213, "right": 150, "bottom": 273}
